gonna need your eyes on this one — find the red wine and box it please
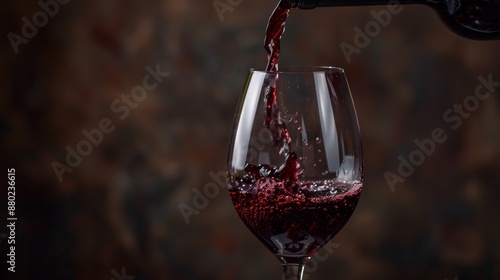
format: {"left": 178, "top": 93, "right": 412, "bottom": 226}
{"left": 230, "top": 156, "right": 362, "bottom": 256}
{"left": 263, "top": 0, "right": 294, "bottom": 159}
{"left": 228, "top": 175, "right": 362, "bottom": 256}
{"left": 265, "top": 0, "right": 292, "bottom": 71}
{"left": 228, "top": 0, "right": 363, "bottom": 258}
{"left": 264, "top": 84, "right": 295, "bottom": 158}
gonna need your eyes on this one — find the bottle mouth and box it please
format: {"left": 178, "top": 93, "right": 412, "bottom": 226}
{"left": 290, "top": 0, "right": 318, "bottom": 9}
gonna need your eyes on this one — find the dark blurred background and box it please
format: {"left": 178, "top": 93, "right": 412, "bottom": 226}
{"left": 1, "top": 0, "right": 500, "bottom": 279}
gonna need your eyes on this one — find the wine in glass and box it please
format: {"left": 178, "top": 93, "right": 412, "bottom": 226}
{"left": 227, "top": 67, "right": 363, "bottom": 279}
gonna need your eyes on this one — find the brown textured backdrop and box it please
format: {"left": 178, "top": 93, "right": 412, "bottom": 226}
{"left": 1, "top": 0, "right": 500, "bottom": 279}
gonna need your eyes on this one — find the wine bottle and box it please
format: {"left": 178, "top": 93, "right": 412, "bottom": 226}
{"left": 290, "top": 0, "right": 500, "bottom": 39}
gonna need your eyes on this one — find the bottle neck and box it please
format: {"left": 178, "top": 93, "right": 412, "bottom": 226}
{"left": 291, "top": 0, "right": 428, "bottom": 9}
{"left": 290, "top": 0, "right": 500, "bottom": 40}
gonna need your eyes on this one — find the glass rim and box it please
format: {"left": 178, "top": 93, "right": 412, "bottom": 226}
{"left": 249, "top": 66, "right": 345, "bottom": 74}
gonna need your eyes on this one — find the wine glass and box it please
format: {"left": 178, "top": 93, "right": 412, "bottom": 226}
{"left": 227, "top": 67, "right": 363, "bottom": 279}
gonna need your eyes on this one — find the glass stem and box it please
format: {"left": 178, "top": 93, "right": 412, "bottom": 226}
{"left": 282, "top": 264, "right": 305, "bottom": 280}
